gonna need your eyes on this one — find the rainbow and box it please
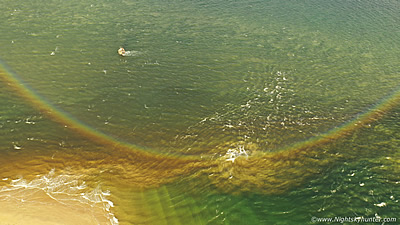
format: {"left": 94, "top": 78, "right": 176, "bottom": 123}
{"left": 2, "top": 58, "right": 399, "bottom": 155}
{"left": 0, "top": 60, "right": 400, "bottom": 157}
{"left": 1, "top": 59, "right": 399, "bottom": 193}
{"left": 0, "top": 59, "right": 195, "bottom": 159}
{"left": 282, "top": 86, "right": 400, "bottom": 152}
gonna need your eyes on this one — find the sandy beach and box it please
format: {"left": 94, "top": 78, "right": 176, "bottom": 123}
{"left": 0, "top": 185, "right": 113, "bottom": 225}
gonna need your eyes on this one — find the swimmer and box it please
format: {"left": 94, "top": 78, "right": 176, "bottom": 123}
{"left": 118, "top": 47, "right": 126, "bottom": 56}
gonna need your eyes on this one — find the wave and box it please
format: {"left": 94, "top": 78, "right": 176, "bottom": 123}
{"left": 0, "top": 169, "right": 118, "bottom": 225}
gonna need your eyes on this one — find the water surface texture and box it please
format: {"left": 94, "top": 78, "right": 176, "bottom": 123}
{"left": 1, "top": 0, "right": 400, "bottom": 224}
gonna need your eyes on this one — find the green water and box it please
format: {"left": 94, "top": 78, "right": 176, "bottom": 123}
{"left": 1, "top": 0, "right": 400, "bottom": 224}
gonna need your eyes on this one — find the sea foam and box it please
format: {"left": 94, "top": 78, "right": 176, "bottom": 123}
{"left": 0, "top": 169, "right": 118, "bottom": 225}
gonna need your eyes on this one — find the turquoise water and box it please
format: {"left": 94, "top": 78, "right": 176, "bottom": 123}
{"left": 1, "top": 0, "right": 400, "bottom": 224}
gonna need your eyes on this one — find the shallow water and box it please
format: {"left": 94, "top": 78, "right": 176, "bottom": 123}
{"left": 1, "top": 0, "right": 400, "bottom": 224}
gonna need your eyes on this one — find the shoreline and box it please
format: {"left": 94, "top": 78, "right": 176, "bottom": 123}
{"left": 0, "top": 187, "right": 112, "bottom": 225}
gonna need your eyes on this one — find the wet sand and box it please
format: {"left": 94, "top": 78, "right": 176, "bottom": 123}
{"left": 0, "top": 187, "right": 112, "bottom": 225}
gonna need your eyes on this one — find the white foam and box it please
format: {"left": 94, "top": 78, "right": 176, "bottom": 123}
{"left": 0, "top": 169, "right": 119, "bottom": 225}
{"left": 225, "top": 145, "right": 249, "bottom": 163}
{"left": 374, "top": 202, "right": 386, "bottom": 207}
{"left": 123, "top": 50, "right": 141, "bottom": 57}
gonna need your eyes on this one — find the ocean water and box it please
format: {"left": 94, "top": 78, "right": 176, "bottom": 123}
{"left": 0, "top": 0, "right": 400, "bottom": 224}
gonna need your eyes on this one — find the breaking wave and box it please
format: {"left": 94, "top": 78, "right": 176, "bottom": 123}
{"left": 0, "top": 169, "right": 118, "bottom": 225}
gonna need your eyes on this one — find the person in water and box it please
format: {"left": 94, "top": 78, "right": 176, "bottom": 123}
{"left": 118, "top": 47, "right": 126, "bottom": 56}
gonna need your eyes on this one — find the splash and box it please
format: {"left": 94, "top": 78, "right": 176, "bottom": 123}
{"left": 123, "top": 50, "right": 142, "bottom": 57}
{"left": 225, "top": 145, "right": 249, "bottom": 163}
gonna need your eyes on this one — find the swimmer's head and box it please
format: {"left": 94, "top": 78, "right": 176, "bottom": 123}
{"left": 118, "top": 47, "right": 126, "bottom": 56}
